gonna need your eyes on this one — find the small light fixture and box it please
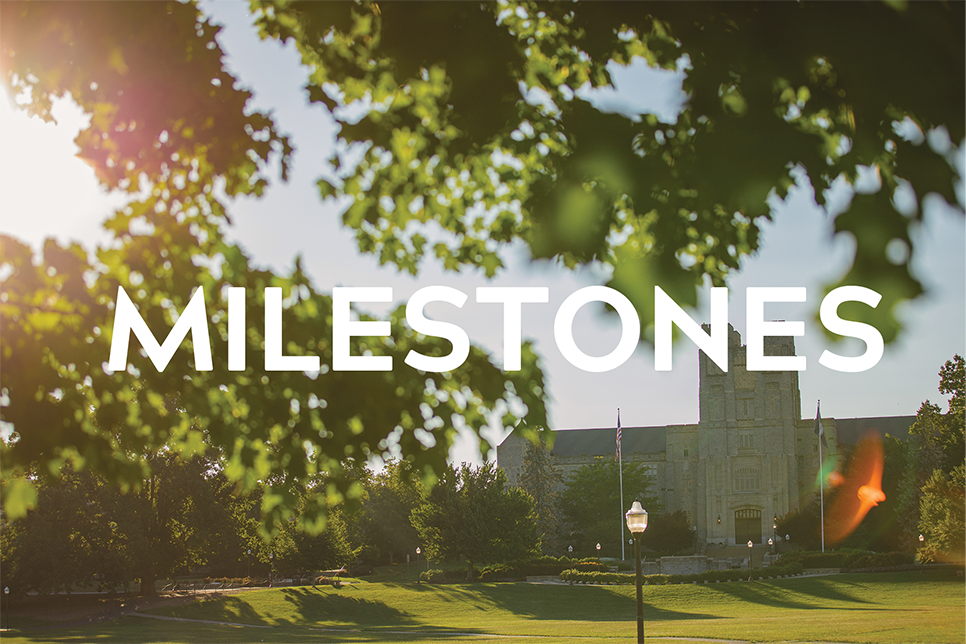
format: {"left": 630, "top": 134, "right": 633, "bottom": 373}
{"left": 625, "top": 501, "right": 649, "bottom": 534}
{"left": 716, "top": 515, "right": 721, "bottom": 524}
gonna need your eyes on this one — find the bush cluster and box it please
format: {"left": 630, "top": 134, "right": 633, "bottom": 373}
{"left": 419, "top": 569, "right": 447, "bottom": 583}
{"left": 778, "top": 550, "right": 912, "bottom": 570}
{"left": 558, "top": 561, "right": 806, "bottom": 585}
{"left": 418, "top": 556, "right": 612, "bottom": 584}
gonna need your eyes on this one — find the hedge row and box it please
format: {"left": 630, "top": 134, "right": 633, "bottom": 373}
{"left": 477, "top": 557, "right": 608, "bottom": 581}
{"left": 559, "top": 561, "right": 806, "bottom": 585}
{"left": 418, "top": 557, "right": 612, "bottom": 584}
{"left": 778, "top": 550, "right": 912, "bottom": 570}
{"left": 419, "top": 569, "right": 471, "bottom": 583}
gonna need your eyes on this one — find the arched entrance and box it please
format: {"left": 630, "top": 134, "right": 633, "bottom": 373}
{"left": 735, "top": 509, "right": 762, "bottom": 544}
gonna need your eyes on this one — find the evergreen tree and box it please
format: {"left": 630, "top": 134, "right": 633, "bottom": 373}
{"left": 519, "top": 434, "right": 565, "bottom": 556}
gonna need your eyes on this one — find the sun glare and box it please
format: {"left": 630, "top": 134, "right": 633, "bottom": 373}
{"left": 0, "top": 88, "right": 125, "bottom": 250}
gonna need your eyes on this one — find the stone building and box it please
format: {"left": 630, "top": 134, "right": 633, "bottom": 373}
{"left": 497, "top": 326, "right": 914, "bottom": 548}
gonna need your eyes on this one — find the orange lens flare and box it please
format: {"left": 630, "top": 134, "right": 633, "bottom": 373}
{"left": 825, "top": 432, "right": 885, "bottom": 545}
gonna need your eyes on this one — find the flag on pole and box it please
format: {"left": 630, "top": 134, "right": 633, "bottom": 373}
{"left": 615, "top": 409, "right": 622, "bottom": 462}
{"left": 814, "top": 401, "right": 826, "bottom": 449}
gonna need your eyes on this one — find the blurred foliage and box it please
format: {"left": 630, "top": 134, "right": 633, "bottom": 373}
{"left": 0, "top": 1, "right": 547, "bottom": 532}
{"left": 252, "top": 0, "right": 964, "bottom": 341}
{"left": 2, "top": 0, "right": 962, "bottom": 546}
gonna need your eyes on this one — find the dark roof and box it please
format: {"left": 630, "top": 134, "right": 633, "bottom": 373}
{"left": 834, "top": 416, "right": 916, "bottom": 445}
{"left": 551, "top": 426, "right": 669, "bottom": 458}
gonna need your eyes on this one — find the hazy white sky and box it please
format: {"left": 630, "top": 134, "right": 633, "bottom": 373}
{"left": 2, "top": 2, "right": 963, "bottom": 464}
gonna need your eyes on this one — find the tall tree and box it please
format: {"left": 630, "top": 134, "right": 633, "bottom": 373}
{"left": 560, "top": 457, "right": 659, "bottom": 557}
{"left": 910, "top": 355, "right": 965, "bottom": 474}
{"left": 518, "top": 432, "right": 565, "bottom": 556}
{"left": 411, "top": 462, "right": 539, "bottom": 581}
{"left": 640, "top": 510, "right": 695, "bottom": 555}
{"left": 917, "top": 464, "right": 966, "bottom": 564}
{"left": 350, "top": 459, "right": 423, "bottom": 565}
{"left": 0, "top": 455, "right": 249, "bottom": 597}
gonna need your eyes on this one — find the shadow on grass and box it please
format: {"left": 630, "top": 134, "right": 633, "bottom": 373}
{"left": 419, "top": 583, "right": 717, "bottom": 622}
{"left": 698, "top": 579, "right": 865, "bottom": 610}
{"left": 277, "top": 587, "right": 421, "bottom": 628}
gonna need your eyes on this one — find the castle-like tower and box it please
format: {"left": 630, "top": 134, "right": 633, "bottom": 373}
{"left": 669, "top": 326, "right": 831, "bottom": 546}
{"left": 497, "top": 327, "right": 908, "bottom": 548}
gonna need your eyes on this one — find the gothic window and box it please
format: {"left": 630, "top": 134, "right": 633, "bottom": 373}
{"left": 737, "top": 397, "right": 753, "bottom": 419}
{"left": 766, "top": 383, "right": 781, "bottom": 418}
{"left": 734, "top": 467, "right": 760, "bottom": 491}
{"left": 710, "top": 385, "right": 725, "bottom": 420}
{"left": 739, "top": 431, "right": 754, "bottom": 450}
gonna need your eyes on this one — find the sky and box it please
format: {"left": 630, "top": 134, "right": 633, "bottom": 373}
{"left": 1, "top": 2, "right": 963, "bottom": 465}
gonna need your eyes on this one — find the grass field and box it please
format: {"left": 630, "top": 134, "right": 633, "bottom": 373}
{"left": 2, "top": 570, "right": 962, "bottom": 643}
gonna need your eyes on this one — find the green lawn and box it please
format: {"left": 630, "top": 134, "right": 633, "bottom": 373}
{"left": 3, "top": 570, "right": 962, "bottom": 643}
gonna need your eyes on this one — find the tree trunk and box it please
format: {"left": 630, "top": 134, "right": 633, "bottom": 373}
{"left": 139, "top": 572, "right": 157, "bottom": 596}
{"left": 466, "top": 560, "right": 473, "bottom": 582}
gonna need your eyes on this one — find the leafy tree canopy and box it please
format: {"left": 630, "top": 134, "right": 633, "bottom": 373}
{"left": 2, "top": 1, "right": 963, "bottom": 529}
{"left": 0, "top": 1, "right": 546, "bottom": 526}
{"left": 560, "top": 457, "right": 659, "bottom": 556}
{"left": 911, "top": 355, "right": 965, "bottom": 473}
{"left": 640, "top": 510, "right": 695, "bottom": 555}
{"left": 917, "top": 463, "right": 965, "bottom": 564}
{"left": 411, "top": 461, "right": 539, "bottom": 579}
{"left": 253, "top": 0, "right": 964, "bottom": 340}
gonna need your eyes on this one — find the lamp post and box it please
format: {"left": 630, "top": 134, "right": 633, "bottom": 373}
{"left": 567, "top": 545, "right": 574, "bottom": 584}
{"left": 626, "top": 501, "right": 649, "bottom": 644}
{"left": 747, "top": 540, "right": 754, "bottom": 581}
{"left": 596, "top": 542, "right": 601, "bottom": 557}
{"left": 768, "top": 538, "right": 774, "bottom": 556}
{"left": 3, "top": 586, "right": 9, "bottom": 630}
{"left": 919, "top": 534, "right": 925, "bottom": 573}
{"left": 247, "top": 548, "right": 251, "bottom": 579}
{"left": 416, "top": 547, "right": 422, "bottom": 584}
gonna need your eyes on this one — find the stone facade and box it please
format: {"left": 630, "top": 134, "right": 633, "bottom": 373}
{"left": 497, "top": 326, "right": 913, "bottom": 549}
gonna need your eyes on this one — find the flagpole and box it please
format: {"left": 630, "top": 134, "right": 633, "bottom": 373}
{"left": 816, "top": 400, "right": 825, "bottom": 553}
{"left": 618, "top": 408, "right": 625, "bottom": 562}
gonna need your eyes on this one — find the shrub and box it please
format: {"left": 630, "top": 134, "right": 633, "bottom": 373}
{"left": 559, "top": 562, "right": 805, "bottom": 585}
{"left": 419, "top": 569, "right": 447, "bottom": 583}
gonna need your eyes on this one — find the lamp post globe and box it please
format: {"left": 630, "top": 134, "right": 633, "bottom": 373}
{"left": 625, "top": 501, "right": 649, "bottom": 644}
{"left": 747, "top": 540, "right": 754, "bottom": 581}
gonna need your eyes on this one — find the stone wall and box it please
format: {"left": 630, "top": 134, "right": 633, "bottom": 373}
{"left": 658, "top": 556, "right": 711, "bottom": 576}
